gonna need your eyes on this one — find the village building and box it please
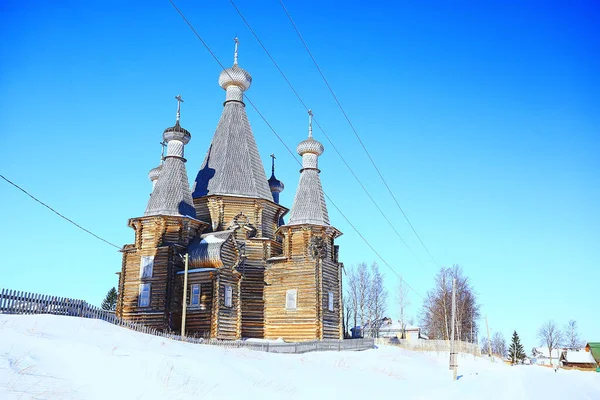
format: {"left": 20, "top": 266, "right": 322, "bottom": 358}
{"left": 560, "top": 350, "right": 597, "bottom": 369}
{"left": 115, "top": 39, "right": 344, "bottom": 341}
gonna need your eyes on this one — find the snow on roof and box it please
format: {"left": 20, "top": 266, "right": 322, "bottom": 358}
{"left": 563, "top": 351, "right": 596, "bottom": 364}
{"left": 533, "top": 347, "right": 562, "bottom": 358}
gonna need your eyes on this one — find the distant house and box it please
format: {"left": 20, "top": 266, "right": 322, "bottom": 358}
{"left": 560, "top": 350, "right": 597, "bottom": 369}
{"left": 531, "top": 347, "right": 564, "bottom": 366}
{"left": 358, "top": 318, "right": 428, "bottom": 340}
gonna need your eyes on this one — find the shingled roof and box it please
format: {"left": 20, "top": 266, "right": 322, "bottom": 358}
{"left": 192, "top": 79, "right": 272, "bottom": 201}
{"left": 145, "top": 121, "right": 196, "bottom": 218}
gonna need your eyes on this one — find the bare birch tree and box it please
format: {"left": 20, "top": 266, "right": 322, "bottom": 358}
{"left": 538, "top": 320, "right": 563, "bottom": 366}
{"left": 397, "top": 276, "right": 411, "bottom": 339}
{"left": 367, "top": 262, "right": 388, "bottom": 338}
{"left": 491, "top": 332, "right": 507, "bottom": 358}
{"left": 563, "top": 320, "right": 583, "bottom": 349}
{"left": 420, "top": 265, "right": 480, "bottom": 341}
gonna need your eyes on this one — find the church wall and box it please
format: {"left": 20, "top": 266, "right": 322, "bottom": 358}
{"left": 173, "top": 272, "right": 214, "bottom": 338}
{"left": 236, "top": 240, "right": 267, "bottom": 338}
{"left": 214, "top": 269, "right": 242, "bottom": 340}
{"left": 264, "top": 258, "right": 319, "bottom": 341}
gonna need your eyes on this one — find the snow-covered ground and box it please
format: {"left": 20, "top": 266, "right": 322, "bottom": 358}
{"left": 1, "top": 315, "right": 598, "bottom": 399}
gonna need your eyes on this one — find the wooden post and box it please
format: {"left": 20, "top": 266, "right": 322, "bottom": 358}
{"left": 486, "top": 315, "right": 492, "bottom": 361}
{"left": 450, "top": 278, "right": 457, "bottom": 380}
{"left": 181, "top": 253, "right": 189, "bottom": 339}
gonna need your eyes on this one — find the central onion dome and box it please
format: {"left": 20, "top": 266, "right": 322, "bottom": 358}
{"left": 297, "top": 137, "right": 324, "bottom": 156}
{"left": 219, "top": 64, "right": 252, "bottom": 92}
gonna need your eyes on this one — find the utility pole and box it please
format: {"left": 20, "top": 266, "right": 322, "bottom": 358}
{"left": 181, "top": 253, "right": 189, "bottom": 339}
{"left": 486, "top": 315, "right": 492, "bottom": 361}
{"left": 450, "top": 278, "right": 457, "bottom": 380}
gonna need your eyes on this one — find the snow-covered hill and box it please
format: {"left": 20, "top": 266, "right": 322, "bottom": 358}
{"left": 1, "top": 315, "right": 598, "bottom": 399}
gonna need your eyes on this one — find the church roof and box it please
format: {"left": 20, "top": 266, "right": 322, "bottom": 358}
{"left": 187, "top": 230, "right": 238, "bottom": 268}
{"left": 144, "top": 96, "right": 196, "bottom": 218}
{"left": 192, "top": 42, "right": 271, "bottom": 201}
{"left": 287, "top": 111, "right": 330, "bottom": 226}
{"left": 144, "top": 156, "right": 196, "bottom": 218}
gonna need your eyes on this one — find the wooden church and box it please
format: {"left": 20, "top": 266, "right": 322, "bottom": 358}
{"left": 115, "top": 40, "right": 344, "bottom": 341}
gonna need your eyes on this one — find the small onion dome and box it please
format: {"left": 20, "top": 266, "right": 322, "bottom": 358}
{"left": 297, "top": 137, "right": 324, "bottom": 156}
{"left": 219, "top": 64, "right": 252, "bottom": 92}
{"left": 148, "top": 164, "right": 162, "bottom": 182}
{"left": 163, "top": 121, "right": 191, "bottom": 144}
{"left": 268, "top": 174, "right": 285, "bottom": 194}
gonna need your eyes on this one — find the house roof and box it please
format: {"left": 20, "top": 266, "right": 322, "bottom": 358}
{"left": 532, "top": 347, "right": 563, "bottom": 358}
{"left": 562, "top": 350, "right": 596, "bottom": 364}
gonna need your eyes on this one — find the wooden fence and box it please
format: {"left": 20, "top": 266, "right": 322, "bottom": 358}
{"left": 0, "top": 288, "right": 374, "bottom": 353}
{"left": 375, "top": 337, "right": 481, "bottom": 356}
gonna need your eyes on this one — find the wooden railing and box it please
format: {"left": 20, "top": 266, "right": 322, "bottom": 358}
{"left": 375, "top": 337, "right": 481, "bottom": 356}
{"left": 0, "top": 288, "right": 374, "bottom": 353}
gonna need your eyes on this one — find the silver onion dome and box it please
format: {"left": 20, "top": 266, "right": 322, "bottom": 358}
{"left": 148, "top": 164, "right": 162, "bottom": 182}
{"left": 297, "top": 137, "right": 324, "bottom": 156}
{"left": 219, "top": 64, "right": 252, "bottom": 92}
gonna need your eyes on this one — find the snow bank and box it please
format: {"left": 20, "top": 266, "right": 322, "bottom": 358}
{"left": 1, "top": 315, "right": 599, "bottom": 399}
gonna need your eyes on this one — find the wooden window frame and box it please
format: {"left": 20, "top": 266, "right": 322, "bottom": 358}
{"left": 140, "top": 256, "right": 154, "bottom": 279}
{"left": 189, "top": 284, "right": 201, "bottom": 307}
{"left": 224, "top": 285, "right": 233, "bottom": 308}
{"left": 138, "top": 283, "right": 151, "bottom": 307}
{"left": 286, "top": 289, "right": 297, "bottom": 311}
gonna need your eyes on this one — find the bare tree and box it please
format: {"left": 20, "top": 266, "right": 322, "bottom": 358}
{"left": 397, "top": 276, "right": 411, "bottom": 339}
{"left": 356, "top": 262, "right": 371, "bottom": 327}
{"left": 538, "top": 320, "right": 563, "bottom": 366}
{"left": 491, "top": 332, "right": 507, "bottom": 358}
{"left": 367, "top": 262, "right": 388, "bottom": 338}
{"left": 563, "top": 320, "right": 583, "bottom": 349}
{"left": 420, "top": 265, "right": 480, "bottom": 341}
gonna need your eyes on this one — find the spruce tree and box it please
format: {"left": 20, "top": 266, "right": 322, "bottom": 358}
{"left": 508, "top": 330, "right": 526, "bottom": 364}
{"left": 101, "top": 287, "right": 118, "bottom": 311}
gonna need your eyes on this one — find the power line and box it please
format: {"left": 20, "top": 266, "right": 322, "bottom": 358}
{"left": 278, "top": 0, "right": 440, "bottom": 269}
{"left": 227, "top": 0, "right": 430, "bottom": 274}
{"left": 167, "top": 0, "right": 424, "bottom": 299}
{"left": 0, "top": 174, "right": 121, "bottom": 250}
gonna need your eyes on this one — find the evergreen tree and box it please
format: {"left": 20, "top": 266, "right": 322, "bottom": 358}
{"left": 508, "top": 330, "right": 526, "bottom": 364}
{"left": 101, "top": 287, "right": 118, "bottom": 311}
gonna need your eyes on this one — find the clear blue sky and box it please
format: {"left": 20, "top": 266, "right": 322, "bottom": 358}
{"left": 1, "top": 0, "right": 598, "bottom": 351}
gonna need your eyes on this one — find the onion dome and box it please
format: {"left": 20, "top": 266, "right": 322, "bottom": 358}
{"left": 218, "top": 37, "right": 252, "bottom": 103}
{"left": 267, "top": 153, "right": 285, "bottom": 205}
{"left": 297, "top": 137, "right": 324, "bottom": 157}
{"left": 148, "top": 164, "right": 162, "bottom": 183}
{"left": 219, "top": 64, "right": 252, "bottom": 92}
{"left": 268, "top": 174, "right": 285, "bottom": 193}
{"left": 163, "top": 120, "right": 191, "bottom": 145}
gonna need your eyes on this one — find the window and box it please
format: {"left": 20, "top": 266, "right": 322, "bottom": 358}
{"left": 190, "top": 284, "right": 201, "bottom": 306}
{"left": 224, "top": 285, "right": 233, "bottom": 308}
{"left": 138, "top": 283, "right": 151, "bottom": 307}
{"left": 140, "top": 256, "right": 154, "bottom": 278}
{"left": 328, "top": 291, "right": 334, "bottom": 311}
{"left": 286, "top": 289, "right": 297, "bottom": 310}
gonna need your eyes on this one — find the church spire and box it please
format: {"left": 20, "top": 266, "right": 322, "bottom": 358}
{"left": 287, "top": 110, "right": 329, "bottom": 226}
{"left": 145, "top": 95, "right": 196, "bottom": 218}
{"left": 193, "top": 38, "right": 271, "bottom": 201}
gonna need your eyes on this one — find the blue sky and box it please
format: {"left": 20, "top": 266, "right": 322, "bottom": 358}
{"left": 1, "top": 0, "right": 598, "bottom": 351}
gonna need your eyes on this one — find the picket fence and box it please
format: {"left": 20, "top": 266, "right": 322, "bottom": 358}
{"left": 0, "top": 288, "right": 374, "bottom": 353}
{"left": 375, "top": 337, "right": 481, "bottom": 356}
